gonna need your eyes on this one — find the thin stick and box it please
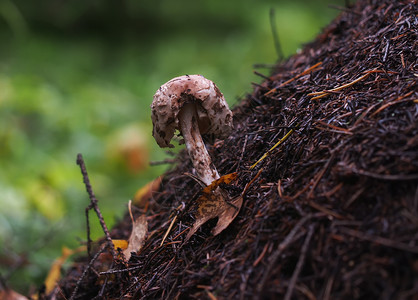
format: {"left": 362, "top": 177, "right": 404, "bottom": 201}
{"left": 308, "top": 72, "right": 371, "bottom": 100}
{"left": 284, "top": 225, "right": 315, "bottom": 300}
{"left": 76, "top": 153, "right": 116, "bottom": 259}
{"left": 370, "top": 91, "right": 415, "bottom": 117}
{"left": 253, "top": 242, "right": 270, "bottom": 267}
{"left": 243, "top": 168, "right": 263, "bottom": 196}
{"left": 95, "top": 259, "right": 114, "bottom": 300}
{"left": 237, "top": 135, "right": 248, "bottom": 169}
{"left": 315, "top": 120, "right": 353, "bottom": 135}
{"left": 340, "top": 227, "right": 418, "bottom": 253}
{"left": 309, "top": 201, "right": 345, "bottom": 220}
{"left": 269, "top": 8, "right": 283, "bottom": 61}
{"left": 160, "top": 215, "right": 177, "bottom": 247}
{"left": 307, "top": 152, "right": 335, "bottom": 199}
{"left": 85, "top": 206, "right": 92, "bottom": 260}
{"left": 100, "top": 265, "right": 142, "bottom": 275}
{"left": 266, "top": 62, "right": 323, "bottom": 95}
{"left": 69, "top": 245, "right": 107, "bottom": 300}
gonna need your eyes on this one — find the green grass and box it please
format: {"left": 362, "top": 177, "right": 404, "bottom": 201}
{"left": 0, "top": 0, "right": 344, "bottom": 293}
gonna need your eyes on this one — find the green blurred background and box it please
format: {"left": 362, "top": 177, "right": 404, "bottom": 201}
{"left": 0, "top": 0, "right": 344, "bottom": 293}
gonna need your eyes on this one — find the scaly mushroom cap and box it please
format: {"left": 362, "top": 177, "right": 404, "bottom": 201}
{"left": 151, "top": 74, "right": 233, "bottom": 148}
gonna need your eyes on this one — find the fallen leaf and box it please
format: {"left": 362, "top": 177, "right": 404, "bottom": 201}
{"left": 44, "top": 246, "right": 86, "bottom": 294}
{"left": 0, "top": 289, "right": 28, "bottom": 300}
{"left": 123, "top": 200, "right": 148, "bottom": 260}
{"left": 201, "top": 172, "right": 238, "bottom": 194}
{"left": 132, "top": 176, "right": 162, "bottom": 208}
{"left": 111, "top": 239, "right": 129, "bottom": 250}
{"left": 185, "top": 172, "right": 242, "bottom": 241}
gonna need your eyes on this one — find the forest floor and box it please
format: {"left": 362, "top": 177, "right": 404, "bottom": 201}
{"left": 43, "top": 0, "right": 417, "bottom": 299}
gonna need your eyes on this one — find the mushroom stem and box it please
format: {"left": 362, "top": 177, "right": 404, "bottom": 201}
{"left": 178, "top": 102, "right": 220, "bottom": 186}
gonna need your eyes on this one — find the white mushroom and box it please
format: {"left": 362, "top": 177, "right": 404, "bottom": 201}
{"left": 151, "top": 75, "right": 233, "bottom": 186}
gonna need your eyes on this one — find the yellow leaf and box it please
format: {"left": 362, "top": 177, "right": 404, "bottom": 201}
{"left": 44, "top": 246, "right": 86, "bottom": 294}
{"left": 112, "top": 239, "right": 129, "bottom": 250}
{"left": 132, "top": 176, "right": 162, "bottom": 207}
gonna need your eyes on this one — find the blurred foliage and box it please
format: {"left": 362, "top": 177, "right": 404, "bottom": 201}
{"left": 0, "top": 0, "right": 344, "bottom": 293}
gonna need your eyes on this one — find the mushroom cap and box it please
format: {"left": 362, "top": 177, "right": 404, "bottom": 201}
{"left": 151, "top": 74, "right": 233, "bottom": 148}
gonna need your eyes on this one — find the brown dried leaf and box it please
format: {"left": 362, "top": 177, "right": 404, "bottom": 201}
{"left": 123, "top": 201, "right": 148, "bottom": 260}
{"left": 185, "top": 172, "right": 242, "bottom": 241}
{"left": 132, "top": 176, "right": 162, "bottom": 208}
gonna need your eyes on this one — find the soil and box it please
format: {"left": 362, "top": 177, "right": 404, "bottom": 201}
{"left": 46, "top": 0, "right": 418, "bottom": 299}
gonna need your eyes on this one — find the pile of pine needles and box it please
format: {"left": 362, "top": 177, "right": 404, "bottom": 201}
{"left": 52, "top": 0, "right": 417, "bottom": 298}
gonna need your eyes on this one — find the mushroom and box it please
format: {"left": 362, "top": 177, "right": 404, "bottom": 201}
{"left": 151, "top": 75, "right": 233, "bottom": 186}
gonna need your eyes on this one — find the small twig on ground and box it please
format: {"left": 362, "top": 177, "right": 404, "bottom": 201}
{"left": 267, "top": 62, "right": 323, "bottom": 93}
{"left": 76, "top": 153, "right": 116, "bottom": 259}
{"left": 308, "top": 71, "right": 371, "bottom": 100}
{"left": 69, "top": 245, "right": 107, "bottom": 300}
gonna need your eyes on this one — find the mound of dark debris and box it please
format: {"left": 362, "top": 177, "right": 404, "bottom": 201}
{"left": 53, "top": 0, "right": 418, "bottom": 299}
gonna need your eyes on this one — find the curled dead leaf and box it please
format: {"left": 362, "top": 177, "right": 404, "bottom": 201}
{"left": 185, "top": 172, "right": 242, "bottom": 241}
{"left": 123, "top": 200, "right": 148, "bottom": 260}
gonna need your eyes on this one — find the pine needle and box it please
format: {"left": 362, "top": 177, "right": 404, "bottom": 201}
{"left": 250, "top": 128, "right": 295, "bottom": 170}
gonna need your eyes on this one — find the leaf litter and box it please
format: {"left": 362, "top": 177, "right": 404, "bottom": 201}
{"left": 185, "top": 172, "right": 242, "bottom": 241}
{"left": 122, "top": 201, "right": 148, "bottom": 260}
